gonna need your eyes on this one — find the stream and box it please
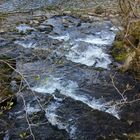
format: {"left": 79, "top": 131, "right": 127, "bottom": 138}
{"left": 0, "top": 15, "right": 139, "bottom": 140}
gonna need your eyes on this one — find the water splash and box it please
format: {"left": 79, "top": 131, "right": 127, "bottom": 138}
{"left": 45, "top": 102, "right": 66, "bottom": 129}
{"left": 48, "top": 34, "right": 70, "bottom": 41}
{"left": 75, "top": 35, "right": 114, "bottom": 46}
{"left": 26, "top": 103, "right": 40, "bottom": 115}
{"left": 15, "top": 40, "right": 36, "bottom": 48}
{"left": 45, "top": 101, "right": 77, "bottom": 139}
{"left": 66, "top": 44, "right": 111, "bottom": 69}
{"left": 16, "top": 24, "right": 35, "bottom": 33}
{"left": 32, "top": 76, "right": 120, "bottom": 119}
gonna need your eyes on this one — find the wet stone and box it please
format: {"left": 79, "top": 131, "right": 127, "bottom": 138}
{"left": 37, "top": 25, "right": 53, "bottom": 33}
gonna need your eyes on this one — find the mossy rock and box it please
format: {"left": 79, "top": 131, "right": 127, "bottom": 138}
{"left": 111, "top": 40, "right": 128, "bottom": 62}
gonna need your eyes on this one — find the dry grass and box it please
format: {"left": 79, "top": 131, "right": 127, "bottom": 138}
{"left": 115, "top": 0, "right": 140, "bottom": 80}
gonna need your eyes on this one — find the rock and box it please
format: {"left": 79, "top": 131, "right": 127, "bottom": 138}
{"left": 37, "top": 25, "right": 53, "bottom": 33}
{"left": 94, "top": 6, "right": 104, "bottom": 15}
{"left": 127, "top": 120, "right": 133, "bottom": 125}
{"left": 0, "top": 38, "right": 9, "bottom": 47}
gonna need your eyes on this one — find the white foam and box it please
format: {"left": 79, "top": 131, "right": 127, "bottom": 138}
{"left": 45, "top": 102, "right": 67, "bottom": 129}
{"left": 15, "top": 41, "right": 36, "bottom": 48}
{"left": 16, "top": 24, "right": 35, "bottom": 33}
{"left": 32, "top": 76, "right": 78, "bottom": 94}
{"left": 66, "top": 44, "right": 111, "bottom": 69}
{"left": 69, "top": 125, "right": 77, "bottom": 139}
{"left": 76, "top": 37, "right": 109, "bottom": 45}
{"left": 49, "top": 28, "right": 115, "bottom": 69}
{"left": 48, "top": 34, "right": 70, "bottom": 41}
{"left": 110, "top": 26, "right": 123, "bottom": 32}
{"left": 64, "top": 31, "right": 115, "bottom": 69}
{"left": 75, "top": 32, "right": 115, "bottom": 46}
{"left": 45, "top": 101, "right": 77, "bottom": 139}
{"left": 32, "top": 77, "right": 120, "bottom": 119}
{"left": 26, "top": 104, "right": 40, "bottom": 115}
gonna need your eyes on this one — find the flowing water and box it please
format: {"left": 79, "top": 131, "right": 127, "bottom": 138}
{"left": 1, "top": 15, "right": 131, "bottom": 140}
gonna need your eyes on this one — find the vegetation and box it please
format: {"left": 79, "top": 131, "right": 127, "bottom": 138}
{"left": 112, "top": 0, "right": 140, "bottom": 80}
{"left": 0, "top": 57, "right": 16, "bottom": 115}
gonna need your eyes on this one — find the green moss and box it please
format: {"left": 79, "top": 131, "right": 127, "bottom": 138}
{"left": 115, "top": 52, "right": 128, "bottom": 61}
{"left": 111, "top": 40, "right": 128, "bottom": 62}
{"left": 113, "top": 41, "right": 124, "bottom": 48}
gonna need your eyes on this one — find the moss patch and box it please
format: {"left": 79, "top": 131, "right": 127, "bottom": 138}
{"left": 111, "top": 40, "right": 128, "bottom": 62}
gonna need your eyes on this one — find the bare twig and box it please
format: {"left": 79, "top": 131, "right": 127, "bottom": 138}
{"left": 0, "top": 59, "right": 46, "bottom": 139}
{"left": 110, "top": 73, "right": 127, "bottom": 102}
{"left": 21, "top": 94, "right": 35, "bottom": 140}
{"left": 0, "top": 59, "right": 45, "bottom": 111}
